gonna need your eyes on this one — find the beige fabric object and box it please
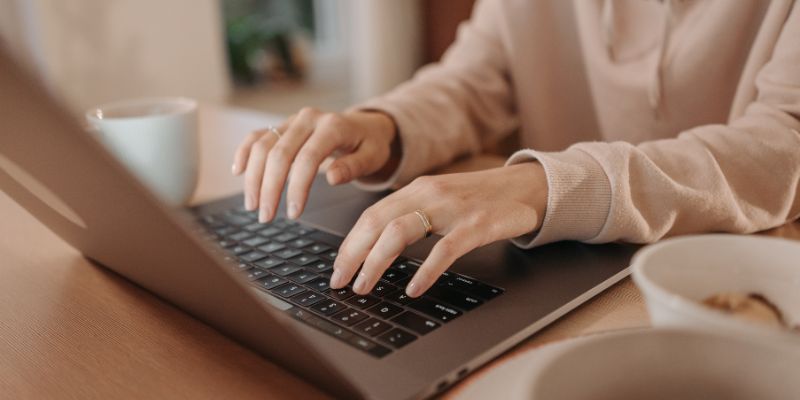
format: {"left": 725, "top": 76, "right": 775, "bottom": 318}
{"left": 355, "top": 0, "right": 800, "bottom": 248}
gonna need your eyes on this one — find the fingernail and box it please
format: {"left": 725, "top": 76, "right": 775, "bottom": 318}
{"left": 328, "top": 168, "right": 342, "bottom": 185}
{"left": 353, "top": 272, "right": 367, "bottom": 293}
{"left": 288, "top": 202, "right": 299, "bottom": 219}
{"left": 330, "top": 269, "right": 343, "bottom": 288}
{"left": 406, "top": 281, "right": 422, "bottom": 298}
{"left": 258, "top": 208, "right": 271, "bottom": 223}
{"left": 231, "top": 163, "right": 238, "bottom": 175}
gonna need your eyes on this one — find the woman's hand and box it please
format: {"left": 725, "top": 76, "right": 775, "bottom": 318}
{"left": 330, "top": 163, "right": 548, "bottom": 297}
{"left": 232, "top": 108, "right": 397, "bottom": 222}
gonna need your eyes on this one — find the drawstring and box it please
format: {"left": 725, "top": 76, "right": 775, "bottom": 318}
{"left": 602, "top": 0, "right": 674, "bottom": 118}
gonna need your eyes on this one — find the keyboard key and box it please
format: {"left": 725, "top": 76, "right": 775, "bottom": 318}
{"left": 257, "top": 242, "right": 286, "bottom": 253}
{"left": 229, "top": 231, "right": 254, "bottom": 241}
{"left": 425, "top": 286, "right": 483, "bottom": 311}
{"left": 347, "top": 335, "right": 391, "bottom": 358}
{"left": 229, "top": 245, "right": 251, "bottom": 256}
{"left": 287, "top": 270, "right": 318, "bottom": 284}
{"left": 235, "top": 263, "right": 252, "bottom": 271}
{"left": 275, "top": 248, "right": 303, "bottom": 259}
{"left": 242, "top": 236, "right": 269, "bottom": 247}
{"left": 377, "top": 328, "right": 417, "bottom": 349}
{"left": 408, "top": 298, "right": 462, "bottom": 322}
{"left": 392, "top": 312, "right": 440, "bottom": 335}
{"left": 306, "top": 277, "right": 330, "bottom": 292}
{"left": 306, "top": 261, "right": 333, "bottom": 273}
{"left": 371, "top": 282, "right": 398, "bottom": 298}
{"left": 243, "top": 222, "right": 264, "bottom": 232}
{"left": 354, "top": 318, "right": 392, "bottom": 337}
{"left": 244, "top": 268, "right": 269, "bottom": 281}
{"left": 218, "top": 239, "right": 237, "bottom": 248}
{"left": 380, "top": 269, "right": 407, "bottom": 283}
{"left": 290, "top": 308, "right": 352, "bottom": 340}
{"left": 346, "top": 295, "right": 380, "bottom": 309}
{"left": 258, "top": 227, "right": 282, "bottom": 237}
{"left": 306, "top": 243, "right": 331, "bottom": 254}
{"left": 254, "top": 257, "right": 284, "bottom": 269}
{"left": 332, "top": 309, "right": 369, "bottom": 326}
{"left": 222, "top": 214, "right": 252, "bottom": 226}
{"left": 273, "top": 264, "right": 302, "bottom": 277}
{"left": 391, "top": 259, "right": 420, "bottom": 274}
{"left": 214, "top": 226, "right": 238, "bottom": 236}
{"left": 287, "top": 238, "right": 314, "bottom": 248}
{"left": 310, "top": 299, "right": 346, "bottom": 316}
{"left": 289, "top": 226, "right": 316, "bottom": 236}
{"left": 255, "top": 275, "right": 287, "bottom": 290}
{"left": 291, "top": 291, "right": 324, "bottom": 307}
{"left": 273, "top": 232, "right": 298, "bottom": 243}
{"left": 386, "top": 290, "right": 414, "bottom": 305}
{"left": 368, "top": 302, "right": 403, "bottom": 319}
{"left": 321, "top": 250, "right": 338, "bottom": 261}
{"left": 289, "top": 254, "right": 319, "bottom": 266}
{"left": 329, "top": 287, "right": 355, "bottom": 300}
{"left": 273, "top": 283, "right": 307, "bottom": 298}
{"left": 240, "top": 251, "right": 267, "bottom": 263}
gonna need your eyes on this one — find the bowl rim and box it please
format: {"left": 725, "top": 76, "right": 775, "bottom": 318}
{"left": 525, "top": 327, "right": 800, "bottom": 398}
{"left": 631, "top": 234, "right": 800, "bottom": 340}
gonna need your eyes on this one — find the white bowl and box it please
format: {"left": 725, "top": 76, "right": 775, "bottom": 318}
{"left": 631, "top": 234, "right": 800, "bottom": 344}
{"left": 457, "top": 329, "right": 800, "bottom": 400}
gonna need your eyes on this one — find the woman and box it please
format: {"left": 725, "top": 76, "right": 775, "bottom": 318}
{"left": 231, "top": 1, "right": 800, "bottom": 298}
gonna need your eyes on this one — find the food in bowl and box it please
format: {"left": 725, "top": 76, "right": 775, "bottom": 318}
{"left": 702, "top": 292, "right": 800, "bottom": 333}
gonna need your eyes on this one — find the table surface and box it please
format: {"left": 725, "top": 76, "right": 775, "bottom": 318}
{"left": 1, "top": 105, "right": 798, "bottom": 399}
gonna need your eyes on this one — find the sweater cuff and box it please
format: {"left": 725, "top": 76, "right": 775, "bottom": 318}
{"left": 505, "top": 147, "right": 612, "bottom": 248}
{"left": 347, "top": 99, "right": 418, "bottom": 192}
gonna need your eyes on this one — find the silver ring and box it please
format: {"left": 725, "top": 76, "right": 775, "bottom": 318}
{"left": 414, "top": 209, "right": 433, "bottom": 239}
{"left": 267, "top": 125, "right": 281, "bottom": 140}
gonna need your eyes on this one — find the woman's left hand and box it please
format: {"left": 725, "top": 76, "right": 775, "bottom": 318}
{"left": 330, "top": 162, "right": 549, "bottom": 297}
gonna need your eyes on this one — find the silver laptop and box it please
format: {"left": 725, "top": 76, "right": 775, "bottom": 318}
{"left": 0, "top": 45, "right": 637, "bottom": 399}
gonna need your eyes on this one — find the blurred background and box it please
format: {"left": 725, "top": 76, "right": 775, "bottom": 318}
{"left": 0, "top": 0, "right": 474, "bottom": 116}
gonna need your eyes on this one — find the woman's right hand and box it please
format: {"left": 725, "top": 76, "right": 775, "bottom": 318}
{"left": 231, "top": 107, "right": 398, "bottom": 223}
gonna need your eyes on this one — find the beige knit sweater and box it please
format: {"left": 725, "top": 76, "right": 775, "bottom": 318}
{"left": 356, "top": 0, "right": 800, "bottom": 248}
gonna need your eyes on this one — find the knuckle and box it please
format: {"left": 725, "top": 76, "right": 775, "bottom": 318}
{"left": 269, "top": 145, "right": 291, "bottom": 163}
{"left": 385, "top": 219, "right": 405, "bottom": 236}
{"left": 360, "top": 207, "right": 382, "bottom": 232}
{"left": 435, "top": 237, "right": 457, "bottom": 258}
{"left": 296, "top": 148, "right": 323, "bottom": 165}
{"left": 469, "top": 209, "right": 491, "bottom": 226}
{"left": 299, "top": 106, "right": 321, "bottom": 118}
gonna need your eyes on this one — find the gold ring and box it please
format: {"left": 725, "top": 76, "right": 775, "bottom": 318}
{"left": 414, "top": 209, "right": 433, "bottom": 238}
{"left": 267, "top": 125, "right": 281, "bottom": 140}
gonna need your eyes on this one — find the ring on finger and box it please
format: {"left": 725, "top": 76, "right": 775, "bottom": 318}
{"left": 414, "top": 209, "right": 433, "bottom": 239}
{"left": 267, "top": 125, "right": 281, "bottom": 140}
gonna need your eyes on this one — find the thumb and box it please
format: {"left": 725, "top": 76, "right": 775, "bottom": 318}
{"left": 326, "top": 146, "right": 383, "bottom": 185}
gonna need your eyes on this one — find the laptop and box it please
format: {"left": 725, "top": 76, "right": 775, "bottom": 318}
{"left": 0, "top": 45, "right": 638, "bottom": 399}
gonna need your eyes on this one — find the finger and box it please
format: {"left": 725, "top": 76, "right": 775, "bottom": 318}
{"left": 326, "top": 142, "right": 382, "bottom": 185}
{"left": 406, "top": 227, "right": 476, "bottom": 297}
{"left": 242, "top": 134, "right": 277, "bottom": 210}
{"left": 330, "top": 195, "right": 410, "bottom": 289}
{"left": 286, "top": 119, "right": 351, "bottom": 219}
{"left": 232, "top": 130, "right": 266, "bottom": 175}
{"left": 351, "top": 213, "right": 427, "bottom": 294}
{"left": 258, "top": 108, "right": 317, "bottom": 222}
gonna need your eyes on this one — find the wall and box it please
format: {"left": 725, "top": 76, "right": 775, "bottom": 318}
{"left": 0, "top": 0, "right": 231, "bottom": 114}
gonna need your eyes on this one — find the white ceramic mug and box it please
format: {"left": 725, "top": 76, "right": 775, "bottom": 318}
{"left": 86, "top": 97, "right": 199, "bottom": 206}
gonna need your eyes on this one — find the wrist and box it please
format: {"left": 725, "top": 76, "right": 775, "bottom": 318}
{"left": 507, "top": 162, "right": 548, "bottom": 232}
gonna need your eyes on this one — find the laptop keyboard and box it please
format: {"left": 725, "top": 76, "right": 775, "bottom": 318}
{"left": 198, "top": 207, "right": 504, "bottom": 358}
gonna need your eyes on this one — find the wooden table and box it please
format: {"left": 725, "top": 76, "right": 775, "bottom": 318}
{"left": 1, "top": 105, "right": 797, "bottom": 399}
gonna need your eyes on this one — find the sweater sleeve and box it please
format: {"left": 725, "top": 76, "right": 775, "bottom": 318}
{"left": 508, "top": 6, "right": 800, "bottom": 248}
{"left": 351, "top": 0, "right": 518, "bottom": 191}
